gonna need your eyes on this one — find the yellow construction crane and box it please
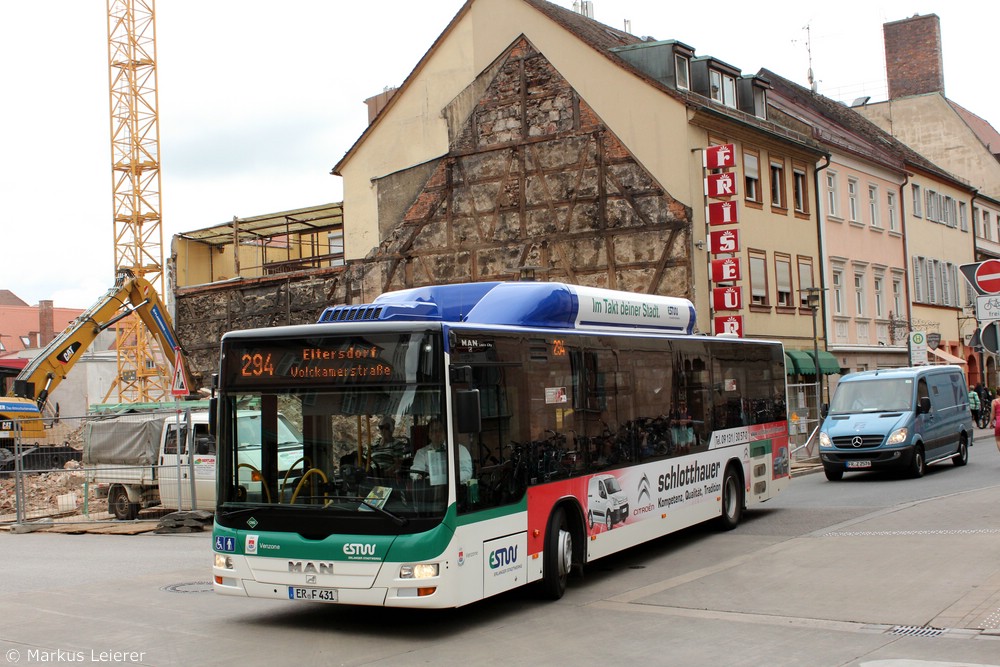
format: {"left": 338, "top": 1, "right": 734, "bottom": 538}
{"left": 104, "top": 0, "right": 171, "bottom": 403}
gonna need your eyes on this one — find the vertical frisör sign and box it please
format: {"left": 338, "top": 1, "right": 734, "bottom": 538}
{"left": 703, "top": 143, "right": 743, "bottom": 337}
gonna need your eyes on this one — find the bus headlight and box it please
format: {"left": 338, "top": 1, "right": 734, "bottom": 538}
{"left": 819, "top": 432, "right": 833, "bottom": 448}
{"left": 400, "top": 563, "right": 439, "bottom": 579}
{"left": 214, "top": 554, "right": 234, "bottom": 570}
{"left": 886, "top": 427, "right": 908, "bottom": 445}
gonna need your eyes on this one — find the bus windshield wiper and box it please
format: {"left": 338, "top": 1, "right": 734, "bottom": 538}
{"left": 353, "top": 497, "right": 408, "bottom": 527}
{"left": 218, "top": 505, "right": 261, "bottom": 518}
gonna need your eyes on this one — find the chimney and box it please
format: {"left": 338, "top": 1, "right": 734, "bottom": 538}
{"left": 883, "top": 14, "right": 945, "bottom": 100}
{"left": 364, "top": 88, "right": 398, "bottom": 125}
{"left": 39, "top": 300, "right": 54, "bottom": 347}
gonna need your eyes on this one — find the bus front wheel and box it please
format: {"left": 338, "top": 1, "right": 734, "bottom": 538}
{"left": 716, "top": 464, "right": 743, "bottom": 531}
{"left": 541, "top": 507, "right": 573, "bottom": 600}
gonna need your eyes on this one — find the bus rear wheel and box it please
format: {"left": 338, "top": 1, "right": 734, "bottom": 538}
{"left": 716, "top": 464, "right": 743, "bottom": 531}
{"left": 541, "top": 507, "right": 573, "bottom": 600}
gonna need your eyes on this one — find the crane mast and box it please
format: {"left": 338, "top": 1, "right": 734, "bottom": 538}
{"left": 105, "top": 0, "right": 170, "bottom": 403}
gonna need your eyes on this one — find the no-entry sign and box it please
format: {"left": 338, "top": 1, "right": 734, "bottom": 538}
{"left": 975, "top": 259, "right": 1000, "bottom": 294}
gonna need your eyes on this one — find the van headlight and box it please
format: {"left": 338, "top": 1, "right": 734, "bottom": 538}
{"left": 886, "top": 427, "right": 908, "bottom": 445}
{"left": 819, "top": 432, "right": 833, "bottom": 448}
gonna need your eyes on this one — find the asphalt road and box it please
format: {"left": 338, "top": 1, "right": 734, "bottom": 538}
{"left": 2, "top": 433, "right": 999, "bottom": 666}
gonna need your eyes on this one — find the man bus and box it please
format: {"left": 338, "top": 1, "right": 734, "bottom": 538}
{"left": 212, "top": 281, "right": 789, "bottom": 607}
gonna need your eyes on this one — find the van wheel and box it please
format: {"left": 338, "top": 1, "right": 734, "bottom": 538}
{"left": 605, "top": 512, "right": 612, "bottom": 531}
{"left": 541, "top": 507, "right": 572, "bottom": 600}
{"left": 824, "top": 466, "right": 843, "bottom": 481}
{"left": 909, "top": 445, "right": 926, "bottom": 478}
{"left": 587, "top": 510, "right": 594, "bottom": 530}
{"left": 109, "top": 486, "right": 140, "bottom": 521}
{"left": 952, "top": 436, "right": 969, "bottom": 467}
{"left": 716, "top": 464, "right": 743, "bottom": 530}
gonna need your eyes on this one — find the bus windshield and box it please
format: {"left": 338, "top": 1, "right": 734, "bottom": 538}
{"left": 216, "top": 331, "right": 449, "bottom": 523}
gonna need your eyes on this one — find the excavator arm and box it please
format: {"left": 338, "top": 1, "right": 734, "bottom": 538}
{"left": 9, "top": 269, "right": 182, "bottom": 410}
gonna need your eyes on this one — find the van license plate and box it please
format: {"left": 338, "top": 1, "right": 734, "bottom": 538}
{"left": 289, "top": 587, "right": 338, "bottom": 602}
{"left": 846, "top": 460, "right": 871, "bottom": 469}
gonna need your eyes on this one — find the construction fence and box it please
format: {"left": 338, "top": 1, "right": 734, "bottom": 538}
{"left": 0, "top": 407, "right": 211, "bottom": 529}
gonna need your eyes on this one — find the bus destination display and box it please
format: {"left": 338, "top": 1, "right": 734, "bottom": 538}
{"left": 229, "top": 342, "right": 394, "bottom": 385}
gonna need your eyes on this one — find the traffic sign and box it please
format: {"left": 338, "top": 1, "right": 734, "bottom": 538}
{"left": 976, "top": 294, "right": 1000, "bottom": 321}
{"left": 171, "top": 347, "right": 189, "bottom": 397}
{"left": 976, "top": 259, "right": 1000, "bottom": 293}
{"left": 982, "top": 322, "right": 1000, "bottom": 355}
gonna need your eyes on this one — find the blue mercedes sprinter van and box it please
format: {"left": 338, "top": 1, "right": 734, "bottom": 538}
{"left": 818, "top": 365, "right": 972, "bottom": 481}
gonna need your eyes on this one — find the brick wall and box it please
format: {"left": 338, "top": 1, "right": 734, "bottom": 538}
{"left": 884, "top": 14, "right": 944, "bottom": 100}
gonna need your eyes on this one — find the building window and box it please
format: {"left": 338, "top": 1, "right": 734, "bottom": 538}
{"left": 832, "top": 269, "right": 844, "bottom": 315}
{"left": 941, "top": 262, "right": 956, "bottom": 306}
{"left": 826, "top": 171, "right": 839, "bottom": 218}
{"left": 798, "top": 257, "right": 814, "bottom": 308}
{"left": 848, "top": 178, "right": 860, "bottom": 223}
{"left": 912, "top": 184, "right": 922, "bottom": 217}
{"left": 327, "top": 231, "right": 345, "bottom": 267}
{"left": 675, "top": 54, "right": 690, "bottom": 90}
{"left": 928, "top": 259, "right": 940, "bottom": 304}
{"left": 743, "top": 150, "right": 760, "bottom": 203}
{"left": 793, "top": 166, "right": 808, "bottom": 214}
{"left": 749, "top": 250, "right": 768, "bottom": 306}
{"left": 887, "top": 191, "right": 898, "bottom": 232}
{"left": 709, "top": 70, "right": 737, "bottom": 108}
{"left": 775, "top": 254, "right": 793, "bottom": 307}
{"left": 960, "top": 201, "right": 968, "bottom": 232}
{"left": 868, "top": 184, "right": 880, "bottom": 228}
{"left": 770, "top": 159, "right": 785, "bottom": 209}
{"left": 985, "top": 211, "right": 993, "bottom": 241}
{"left": 874, "top": 274, "right": 884, "bottom": 317}
{"left": 912, "top": 257, "right": 924, "bottom": 303}
{"left": 708, "top": 69, "right": 736, "bottom": 109}
{"left": 723, "top": 75, "right": 736, "bottom": 108}
{"left": 854, "top": 272, "right": 866, "bottom": 316}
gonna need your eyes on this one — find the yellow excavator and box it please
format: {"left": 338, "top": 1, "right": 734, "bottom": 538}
{"left": 0, "top": 270, "right": 184, "bottom": 472}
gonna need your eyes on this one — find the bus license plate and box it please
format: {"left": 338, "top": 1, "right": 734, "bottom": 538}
{"left": 289, "top": 587, "right": 338, "bottom": 602}
{"left": 846, "top": 460, "right": 871, "bottom": 469}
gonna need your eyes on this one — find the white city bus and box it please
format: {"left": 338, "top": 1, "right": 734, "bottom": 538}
{"left": 212, "top": 281, "right": 789, "bottom": 607}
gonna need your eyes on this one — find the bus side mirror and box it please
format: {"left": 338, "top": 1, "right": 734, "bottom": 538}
{"left": 455, "top": 389, "right": 481, "bottom": 435}
{"left": 918, "top": 396, "right": 932, "bottom": 414}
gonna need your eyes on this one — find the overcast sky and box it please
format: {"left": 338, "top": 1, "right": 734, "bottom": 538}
{"left": 1, "top": 0, "right": 995, "bottom": 309}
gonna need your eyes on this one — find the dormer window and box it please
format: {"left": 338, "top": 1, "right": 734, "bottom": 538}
{"left": 675, "top": 54, "right": 690, "bottom": 90}
{"left": 709, "top": 70, "right": 737, "bottom": 108}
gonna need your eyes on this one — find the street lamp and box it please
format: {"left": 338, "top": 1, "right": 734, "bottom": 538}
{"left": 800, "top": 287, "right": 824, "bottom": 422}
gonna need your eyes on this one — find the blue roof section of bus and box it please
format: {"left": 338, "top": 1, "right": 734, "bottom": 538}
{"left": 316, "top": 282, "right": 695, "bottom": 333}
{"left": 317, "top": 283, "right": 501, "bottom": 323}
{"left": 463, "top": 282, "right": 580, "bottom": 328}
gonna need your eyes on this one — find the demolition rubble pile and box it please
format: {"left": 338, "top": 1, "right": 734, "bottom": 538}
{"left": 0, "top": 463, "right": 107, "bottom": 517}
